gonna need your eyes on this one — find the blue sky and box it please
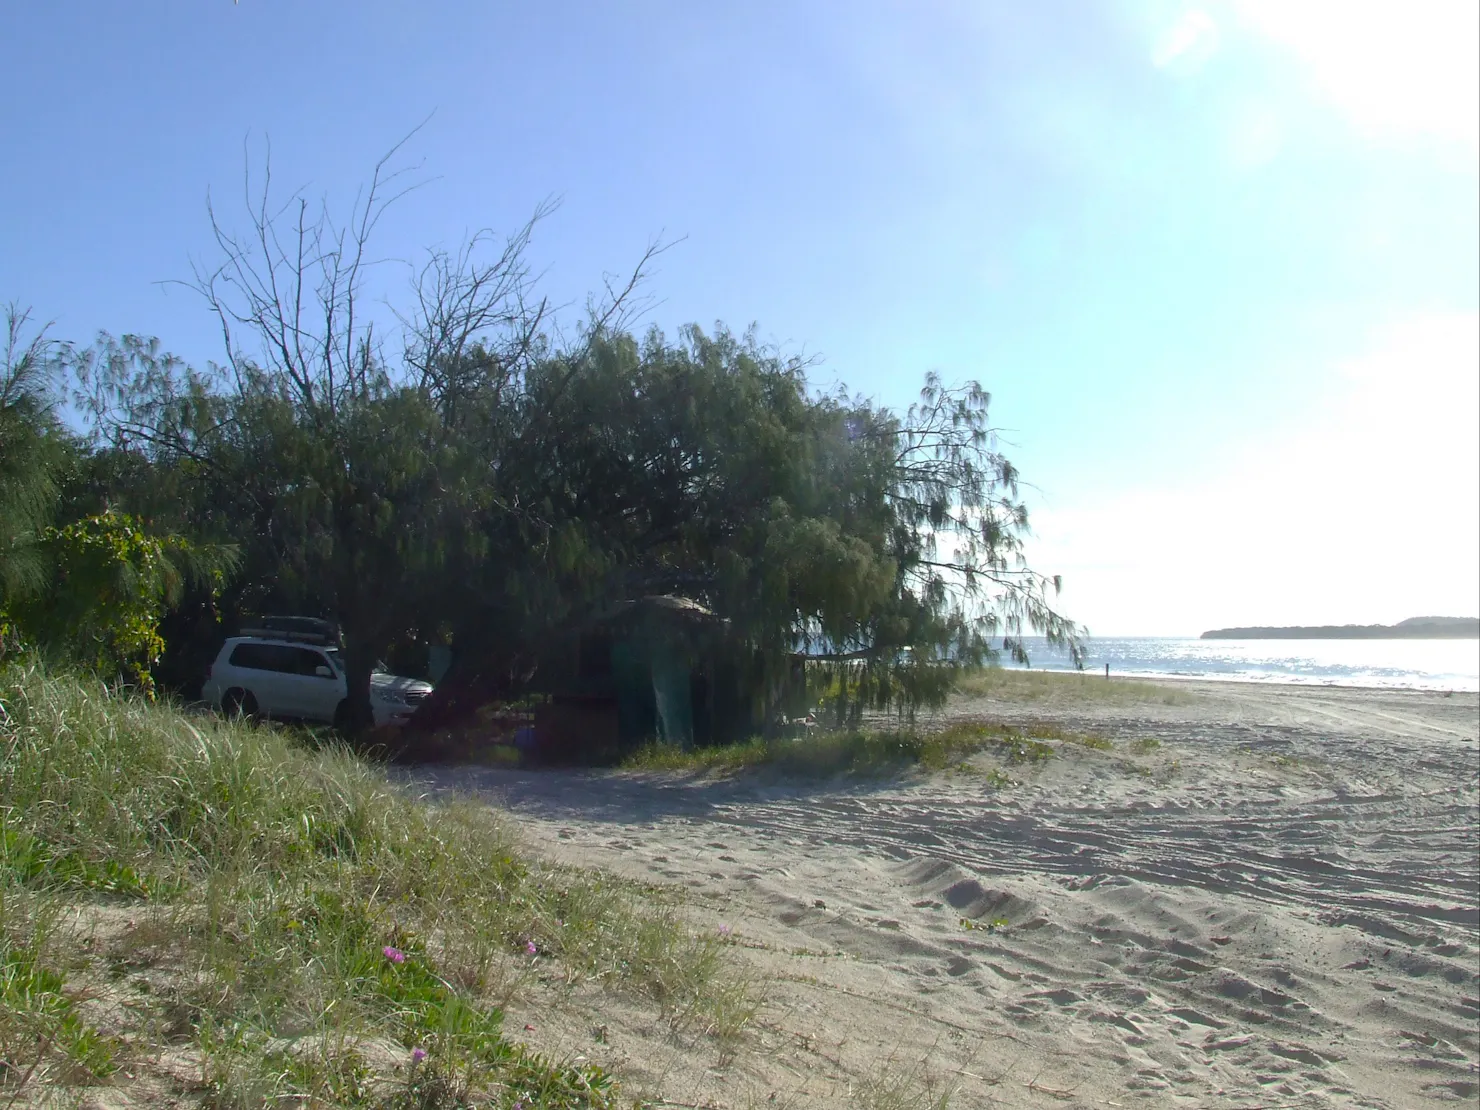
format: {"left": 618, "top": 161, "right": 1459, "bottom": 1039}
{"left": 4, "top": 1, "right": 1476, "bottom": 635}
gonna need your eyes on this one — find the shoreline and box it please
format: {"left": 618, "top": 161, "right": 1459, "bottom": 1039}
{"left": 1005, "top": 665, "right": 1480, "bottom": 693}
{"left": 990, "top": 633, "right": 1480, "bottom": 695}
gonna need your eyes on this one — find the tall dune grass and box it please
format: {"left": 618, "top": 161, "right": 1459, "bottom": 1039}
{"left": 622, "top": 719, "right": 1114, "bottom": 777}
{"left": 0, "top": 664, "right": 746, "bottom": 1107}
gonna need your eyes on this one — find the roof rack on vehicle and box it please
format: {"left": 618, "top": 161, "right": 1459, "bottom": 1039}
{"left": 237, "top": 628, "right": 340, "bottom": 646}
{"left": 238, "top": 615, "right": 342, "bottom": 647}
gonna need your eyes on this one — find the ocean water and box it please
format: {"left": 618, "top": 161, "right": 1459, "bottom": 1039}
{"left": 1003, "top": 636, "right": 1480, "bottom": 693}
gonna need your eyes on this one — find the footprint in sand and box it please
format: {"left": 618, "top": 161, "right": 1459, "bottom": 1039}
{"left": 1089, "top": 1010, "right": 1144, "bottom": 1035}
{"left": 1204, "top": 1033, "right": 1255, "bottom": 1051}
{"left": 942, "top": 878, "right": 1036, "bottom": 924}
{"left": 1165, "top": 1006, "right": 1225, "bottom": 1029}
{"left": 1267, "top": 1041, "right": 1339, "bottom": 1067}
{"left": 1424, "top": 1080, "right": 1479, "bottom": 1100}
{"left": 1028, "top": 988, "right": 1082, "bottom": 1006}
{"left": 1215, "top": 972, "right": 1309, "bottom": 1012}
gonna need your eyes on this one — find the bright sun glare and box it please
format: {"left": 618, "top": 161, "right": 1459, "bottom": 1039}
{"left": 1160, "top": 1, "right": 1479, "bottom": 148}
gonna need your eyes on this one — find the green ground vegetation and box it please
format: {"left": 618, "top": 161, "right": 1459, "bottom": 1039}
{"left": 622, "top": 719, "right": 1117, "bottom": 778}
{"left": 0, "top": 664, "right": 749, "bottom": 1107}
{"left": 953, "top": 666, "right": 1194, "bottom": 705}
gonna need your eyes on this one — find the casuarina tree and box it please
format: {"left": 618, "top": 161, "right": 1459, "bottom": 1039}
{"left": 69, "top": 136, "right": 1079, "bottom": 739}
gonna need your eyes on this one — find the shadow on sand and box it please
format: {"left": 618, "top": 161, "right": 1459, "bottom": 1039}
{"left": 390, "top": 761, "right": 913, "bottom": 828}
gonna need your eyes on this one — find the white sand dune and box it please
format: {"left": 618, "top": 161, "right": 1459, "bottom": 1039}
{"left": 405, "top": 681, "right": 1480, "bottom": 1108}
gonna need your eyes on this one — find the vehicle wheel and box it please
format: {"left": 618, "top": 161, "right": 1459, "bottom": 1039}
{"left": 333, "top": 699, "right": 351, "bottom": 731}
{"left": 221, "top": 689, "right": 257, "bottom": 719}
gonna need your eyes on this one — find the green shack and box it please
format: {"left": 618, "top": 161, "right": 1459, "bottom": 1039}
{"left": 530, "top": 595, "right": 797, "bottom": 761}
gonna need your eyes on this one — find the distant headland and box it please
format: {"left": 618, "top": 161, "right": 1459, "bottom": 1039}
{"left": 1201, "top": 616, "right": 1479, "bottom": 640}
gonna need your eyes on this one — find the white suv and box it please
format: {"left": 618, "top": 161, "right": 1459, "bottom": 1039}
{"left": 201, "top": 629, "right": 432, "bottom": 729}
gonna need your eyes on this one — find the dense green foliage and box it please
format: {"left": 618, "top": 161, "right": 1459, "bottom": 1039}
{"left": 0, "top": 306, "right": 64, "bottom": 650}
{"left": 6, "top": 145, "right": 1079, "bottom": 733}
{"left": 7, "top": 510, "right": 235, "bottom": 697}
{"left": 3, "top": 309, "right": 237, "bottom": 693}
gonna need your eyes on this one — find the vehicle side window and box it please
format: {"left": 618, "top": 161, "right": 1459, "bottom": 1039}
{"left": 228, "top": 643, "right": 295, "bottom": 673}
{"left": 293, "top": 648, "right": 335, "bottom": 677}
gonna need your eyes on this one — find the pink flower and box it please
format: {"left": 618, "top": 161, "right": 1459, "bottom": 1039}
{"left": 718, "top": 923, "right": 732, "bottom": 938}
{"left": 383, "top": 945, "right": 406, "bottom": 963}
{"left": 411, "top": 1047, "right": 427, "bottom": 1064}
{"left": 525, "top": 940, "right": 538, "bottom": 956}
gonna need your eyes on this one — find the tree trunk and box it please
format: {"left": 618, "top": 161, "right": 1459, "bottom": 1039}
{"left": 405, "top": 646, "right": 536, "bottom": 734}
{"left": 340, "top": 637, "right": 378, "bottom": 735}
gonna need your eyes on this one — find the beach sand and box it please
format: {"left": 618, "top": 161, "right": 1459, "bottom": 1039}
{"left": 405, "top": 679, "right": 1480, "bottom": 1108}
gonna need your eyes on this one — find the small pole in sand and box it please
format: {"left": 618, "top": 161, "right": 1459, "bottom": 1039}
{"left": 1104, "top": 663, "right": 1110, "bottom": 679}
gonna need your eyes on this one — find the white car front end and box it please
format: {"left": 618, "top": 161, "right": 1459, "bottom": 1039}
{"left": 370, "top": 673, "right": 433, "bottom": 728}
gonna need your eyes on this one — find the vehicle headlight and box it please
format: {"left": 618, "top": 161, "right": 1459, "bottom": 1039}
{"left": 373, "top": 688, "right": 409, "bottom": 706}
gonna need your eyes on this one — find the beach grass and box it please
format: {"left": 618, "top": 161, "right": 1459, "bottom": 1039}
{"left": 953, "top": 665, "right": 1196, "bottom": 705}
{"left": 0, "top": 663, "right": 749, "bottom": 1107}
{"left": 622, "top": 719, "right": 1115, "bottom": 778}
